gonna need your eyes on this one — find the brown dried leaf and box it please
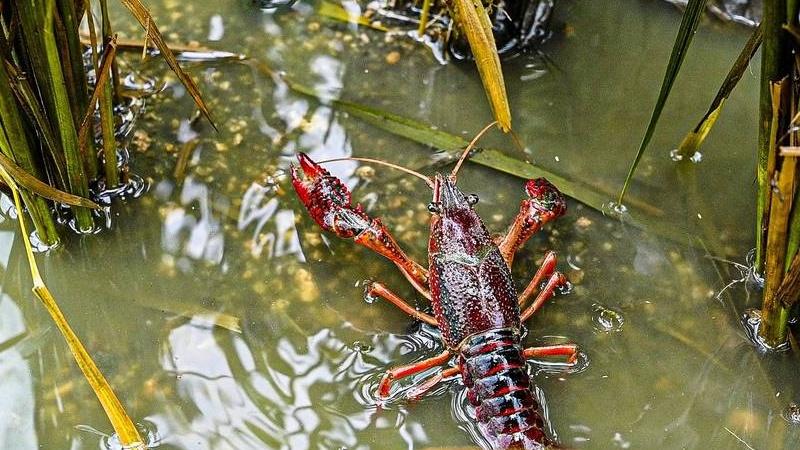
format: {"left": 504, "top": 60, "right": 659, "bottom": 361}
{"left": 0, "top": 151, "right": 100, "bottom": 209}
{"left": 119, "top": 0, "right": 216, "bottom": 130}
{"left": 450, "top": 0, "right": 511, "bottom": 131}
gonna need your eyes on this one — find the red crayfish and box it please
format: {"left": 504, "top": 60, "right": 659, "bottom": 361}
{"left": 291, "top": 126, "right": 577, "bottom": 449}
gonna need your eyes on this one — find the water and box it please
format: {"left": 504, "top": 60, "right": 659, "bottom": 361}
{"left": 0, "top": 0, "right": 797, "bottom": 449}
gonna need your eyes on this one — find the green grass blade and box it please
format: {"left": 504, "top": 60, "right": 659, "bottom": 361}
{"left": 0, "top": 46, "right": 61, "bottom": 244}
{"left": 18, "top": 0, "right": 95, "bottom": 231}
{"left": 617, "top": 0, "right": 709, "bottom": 205}
{"left": 55, "top": 0, "right": 91, "bottom": 130}
{"left": 4, "top": 61, "right": 69, "bottom": 188}
{"left": 677, "top": 23, "right": 762, "bottom": 157}
{"left": 78, "top": 37, "right": 117, "bottom": 154}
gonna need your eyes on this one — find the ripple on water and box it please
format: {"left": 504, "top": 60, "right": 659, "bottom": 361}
{"left": 591, "top": 303, "right": 625, "bottom": 333}
{"left": 101, "top": 420, "right": 161, "bottom": 450}
{"left": 783, "top": 402, "right": 800, "bottom": 425}
{"left": 740, "top": 308, "right": 791, "bottom": 353}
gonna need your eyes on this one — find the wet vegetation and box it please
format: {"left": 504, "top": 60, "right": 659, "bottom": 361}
{"left": 2, "top": 0, "right": 800, "bottom": 449}
{"left": 1, "top": 1, "right": 211, "bottom": 448}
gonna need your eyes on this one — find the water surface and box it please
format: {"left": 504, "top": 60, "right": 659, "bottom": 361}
{"left": 0, "top": 1, "right": 797, "bottom": 449}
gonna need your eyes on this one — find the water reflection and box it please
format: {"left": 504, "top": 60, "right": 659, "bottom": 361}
{"left": 153, "top": 320, "right": 430, "bottom": 449}
{"left": 4, "top": 0, "right": 799, "bottom": 449}
{"left": 162, "top": 176, "right": 226, "bottom": 266}
{"left": 0, "top": 294, "right": 37, "bottom": 450}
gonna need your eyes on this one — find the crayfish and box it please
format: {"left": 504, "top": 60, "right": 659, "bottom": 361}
{"left": 291, "top": 125, "right": 577, "bottom": 449}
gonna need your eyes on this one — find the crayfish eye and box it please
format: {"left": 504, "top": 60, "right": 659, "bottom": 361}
{"left": 427, "top": 202, "right": 441, "bottom": 213}
{"left": 466, "top": 194, "right": 479, "bottom": 206}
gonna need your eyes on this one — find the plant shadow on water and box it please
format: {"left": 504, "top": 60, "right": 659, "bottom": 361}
{"left": 0, "top": 0, "right": 799, "bottom": 449}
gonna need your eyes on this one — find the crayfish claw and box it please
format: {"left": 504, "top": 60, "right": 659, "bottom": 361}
{"left": 290, "top": 153, "right": 371, "bottom": 238}
{"left": 296, "top": 152, "right": 326, "bottom": 180}
{"left": 290, "top": 152, "right": 429, "bottom": 295}
{"left": 498, "top": 178, "right": 568, "bottom": 267}
{"left": 525, "top": 178, "right": 567, "bottom": 219}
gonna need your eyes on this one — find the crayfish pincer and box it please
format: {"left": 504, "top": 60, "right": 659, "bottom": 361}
{"left": 290, "top": 128, "right": 578, "bottom": 450}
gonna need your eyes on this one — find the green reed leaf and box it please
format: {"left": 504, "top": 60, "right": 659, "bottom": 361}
{"left": 617, "top": 0, "right": 709, "bottom": 205}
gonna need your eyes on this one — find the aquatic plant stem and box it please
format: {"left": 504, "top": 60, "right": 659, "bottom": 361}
{"left": 762, "top": 111, "right": 793, "bottom": 346}
{"left": 756, "top": 0, "right": 789, "bottom": 272}
{"left": 0, "top": 57, "right": 60, "bottom": 245}
{"left": 757, "top": 0, "right": 795, "bottom": 348}
{"left": 55, "top": 0, "right": 92, "bottom": 135}
{"left": 98, "top": 0, "right": 120, "bottom": 187}
{"left": 34, "top": 0, "right": 94, "bottom": 232}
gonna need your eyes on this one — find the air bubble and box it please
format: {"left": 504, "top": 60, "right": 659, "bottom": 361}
{"left": 602, "top": 202, "right": 628, "bottom": 218}
{"left": 591, "top": 303, "right": 624, "bottom": 333}
{"left": 360, "top": 280, "right": 380, "bottom": 304}
{"left": 557, "top": 281, "right": 574, "bottom": 295}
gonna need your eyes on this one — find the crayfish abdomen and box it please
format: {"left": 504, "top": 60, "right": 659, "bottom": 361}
{"left": 460, "top": 328, "right": 555, "bottom": 450}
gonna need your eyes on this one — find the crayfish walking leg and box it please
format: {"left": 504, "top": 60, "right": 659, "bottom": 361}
{"left": 364, "top": 281, "right": 437, "bottom": 326}
{"left": 377, "top": 349, "right": 452, "bottom": 398}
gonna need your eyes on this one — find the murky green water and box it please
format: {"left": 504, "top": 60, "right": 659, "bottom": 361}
{"left": 1, "top": 0, "right": 798, "bottom": 449}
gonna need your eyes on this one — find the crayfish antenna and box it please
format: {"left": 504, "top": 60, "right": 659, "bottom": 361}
{"left": 450, "top": 120, "right": 499, "bottom": 180}
{"left": 317, "top": 156, "right": 434, "bottom": 188}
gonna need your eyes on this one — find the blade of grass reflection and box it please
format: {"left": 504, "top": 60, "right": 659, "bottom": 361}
{"left": 174, "top": 139, "right": 200, "bottom": 185}
{"left": 651, "top": 322, "right": 732, "bottom": 375}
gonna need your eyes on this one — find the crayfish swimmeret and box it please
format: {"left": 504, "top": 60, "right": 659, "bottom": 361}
{"left": 290, "top": 127, "right": 577, "bottom": 449}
